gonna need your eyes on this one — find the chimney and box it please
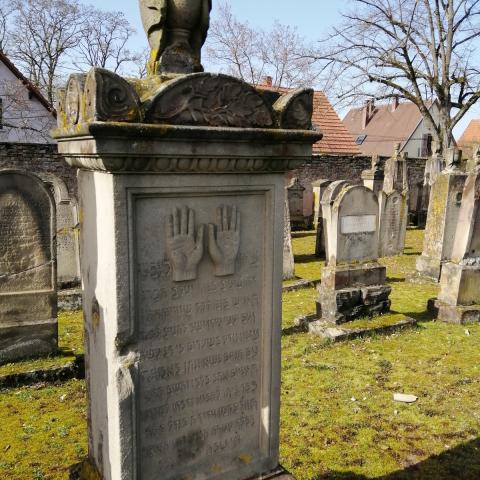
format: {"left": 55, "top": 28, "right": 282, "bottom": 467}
{"left": 391, "top": 95, "right": 399, "bottom": 112}
{"left": 362, "top": 100, "right": 375, "bottom": 129}
{"left": 264, "top": 76, "right": 273, "bottom": 87}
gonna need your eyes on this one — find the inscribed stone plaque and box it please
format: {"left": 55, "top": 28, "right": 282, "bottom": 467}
{"left": 133, "top": 190, "right": 271, "bottom": 480}
{"left": 0, "top": 171, "right": 57, "bottom": 363}
{"left": 341, "top": 215, "right": 377, "bottom": 234}
{"left": 333, "top": 185, "right": 379, "bottom": 264}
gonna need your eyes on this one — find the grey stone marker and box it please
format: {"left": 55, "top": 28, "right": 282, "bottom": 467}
{"left": 378, "top": 145, "right": 408, "bottom": 257}
{"left": 309, "top": 184, "right": 391, "bottom": 328}
{"left": 0, "top": 170, "right": 57, "bottom": 363}
{"left": 361, "top": 155, "right": 384, "bottom": 197}
{"left": 321, "top": 180, "right": 350, "bottom": 263}
{"left": 312, "top": 179, "right": 332, "bottom": 258}
{"left": 53, "top": 4, "right": 319, "bottom": 478}
{"left": 283, "top": 195, "right": 295, "bottom": 280}
{"left": 416, "top": 147, "right": 468, "bottom": 281}
{"left": 429, "top": 150, "right": 480, "bottom": 324}
{"left": 287, "top": 177, "right": 306, "bottom": 230}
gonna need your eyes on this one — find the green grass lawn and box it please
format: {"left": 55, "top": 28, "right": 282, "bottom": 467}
{"left": 1, "top": 229, "right": 480, "bottom": 479}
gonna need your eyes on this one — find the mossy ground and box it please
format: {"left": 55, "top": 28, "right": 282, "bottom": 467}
{"left": 1, "top": 229, "right": 480, "bottom": 479}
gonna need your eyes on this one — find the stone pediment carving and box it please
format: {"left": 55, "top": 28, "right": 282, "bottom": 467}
{"left": 145, "top": 73, "right": 275, "bottom": 128}
{"left": 56, "top": 69, "right": 320, "bottom": 132}
{"left": 84, "top": 68, "right": 142, "bottom": 123}
{"left": 273, "top": 88, "right": 313, "bottom": 130}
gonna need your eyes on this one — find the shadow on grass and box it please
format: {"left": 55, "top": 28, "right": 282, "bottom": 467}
{"left": 308, "top": 437, "right": 480, "bottom": 480}
{"left": 294, "top": 254, "right": 321, "bottom": 264}
{"left": 282, "top": 325, "right": 307, "bottom": 336}
{"left": 386, "top": 277, "right": 407, "bottom": 283}
{"left": 388, "top": 308, "right": 434, "bottom": 323}
{"left": 291, "top": 231, "right": 316, "bottom": 238}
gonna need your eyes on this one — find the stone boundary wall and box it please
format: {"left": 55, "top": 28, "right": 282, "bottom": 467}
{"left": 0, "top": 142, "right": 77, "bottom": 199}
{"left": 289, "top": 154, "right": 427, "bottom": 191}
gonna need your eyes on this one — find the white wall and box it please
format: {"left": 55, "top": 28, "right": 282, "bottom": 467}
{"left": 0, "top": 61, "right": 56, "bottom": 144}
{"left": 403, "top": 103, "right": 441, "bottom": 159}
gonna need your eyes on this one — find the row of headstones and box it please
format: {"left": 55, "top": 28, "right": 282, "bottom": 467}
{"left": 0, "top": 169, "right": 81, "bottom": 364}
{"left": 286, "top": 145, "right": 480, "bottom": 330}
{"left": 417, "top": 146, "right": 480, "bottom": 324}
{"left": 316, "top": 145, "right": 409, "bottom": 262}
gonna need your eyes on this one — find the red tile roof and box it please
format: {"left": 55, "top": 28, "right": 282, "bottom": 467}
{"left": 257, "top": 84, "right": 360, "bottom": 156}
{"left": 343, "top": 101, "right": 427, "bottom": 156}
{"left": 0, "top": 50, "right": 55, "bottom": 116}
{"left": 458, "top": 119, "right": 480, "bottom": 147}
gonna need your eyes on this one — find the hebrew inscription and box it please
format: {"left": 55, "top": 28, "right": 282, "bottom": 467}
{"left": 135, "top": 192, "right": 267, "bottom": 479}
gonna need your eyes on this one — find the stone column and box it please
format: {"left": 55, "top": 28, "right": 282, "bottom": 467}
{"left": 429, "top": 152, "right": 480, "bottom": 324}
{"left": 53, "top": 69, "right": 319, "bottom": 480}
{"left": 416, "top": 148, "right": 468, "bottom": 281}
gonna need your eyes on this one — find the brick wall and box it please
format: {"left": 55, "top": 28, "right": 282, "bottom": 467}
{"left": 289, "top": 154, "right": 427, "bottom": 192}
{"left": 0, "top": 142, "right": 77, "bottom": 199}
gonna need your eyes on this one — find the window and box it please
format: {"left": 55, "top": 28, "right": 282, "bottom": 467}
{"left": 355, "top": 134, "right": 367, "bottom": 145}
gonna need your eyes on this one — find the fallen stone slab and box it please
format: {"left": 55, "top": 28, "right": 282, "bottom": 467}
{"left": 308, "top": 317, "right": 418, "bottom": 342}
{"left": 0, "top": 354, "right": 85, "bottom": 389}
{"left": 282, "top": 278, "right": 321, "bottom": 293}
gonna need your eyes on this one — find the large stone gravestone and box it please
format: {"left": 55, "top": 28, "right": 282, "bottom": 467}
{"left": 54, "top": 7, "right": 320, "bottom": 476}
{"left": 310, "top": 185, "right": 391, "bottom": 327}
{"left": 321, "top": 180, "right": 350, "bottom": 263}
{"left": 378, "top": 146, "right": 408, "bottom": 257}
{"left": 416, "top": 148, "right": 468, "bottom": 281}
{"left": 0, "top": 170, "right": 57, "bottom": 363}
{"left": 378, "top": 191, "right": 408, "bottom": 257}
{"left": 429, "top": 151, "right": 480, "bottom": 324}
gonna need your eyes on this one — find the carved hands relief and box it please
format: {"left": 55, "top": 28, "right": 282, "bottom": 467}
{"left": 166, "top": 207, "right": 204, "bottom": 282}
{"left": 208, "top": 206, "right": 240, "bottom": 277}
{"left": 165, "top": 205, "right": 241, "bottom": 282}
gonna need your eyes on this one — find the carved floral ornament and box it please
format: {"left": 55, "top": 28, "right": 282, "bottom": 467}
{"left": 56, "top": 68, "right": 315, "bottom": 131}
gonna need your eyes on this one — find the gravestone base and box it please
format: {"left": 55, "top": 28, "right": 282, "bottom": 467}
{"left": 69, "top": 461, "right": 296, "bottom": 480}
{"left": 315, "top": 264, "right": 391, "bottom": 325}
{"left": 0, "top": 292, "right": 57, "bottom": 364}
{"left": 428, "top": 299, "right": 480, "bottom": 325}
{"left": 438, "top": 263, "right": 480, "bottom": 306}
{"left": 415, "top": 254, "right": 442, "bottom": 282}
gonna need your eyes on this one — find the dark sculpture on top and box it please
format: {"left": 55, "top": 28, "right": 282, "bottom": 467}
{"left": 139, "top": 0, "right": 212, "bottom": 75}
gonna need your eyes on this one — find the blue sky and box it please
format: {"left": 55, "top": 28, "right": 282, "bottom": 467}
{"left": 79, "top": 0, "right": 347, "bottom": 53}
{"left": 78, "top": 0, "right": 477, "bottom": 136}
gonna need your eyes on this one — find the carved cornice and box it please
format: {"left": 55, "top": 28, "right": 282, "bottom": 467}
{"left": 61, "top": 154, "right": 307, "bottom": 173}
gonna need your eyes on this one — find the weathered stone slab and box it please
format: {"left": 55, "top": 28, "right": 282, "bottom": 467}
{"left": 379, "top": 191, "right": 408, "bottom": 257}
{"left": 431, "top": 152, "right": 480, "bottom": 323}
{"left": 0, "top": 171, "right": 57, "bottom": 364}
{"left": 287, "top": 177, "right": 306, "bottom": 230}
{"left": 417, "top": 148, "right": 467, "bottom": 281}
{"left": 283, "top": 195, "right": 295, "bottom": 280}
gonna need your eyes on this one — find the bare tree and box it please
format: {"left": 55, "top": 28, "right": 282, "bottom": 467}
{"left": 129, "top": 48, "right": 150, "bottom": 79}
{"left": 312, "top": 0, "right": 480, "bottom": 151}
{"left": 205, "top": 1, "right": 318, "bottom": 88}
{"left": 0, "top": 0, "right": 13, "bottom": 52}
{"left": 74, "top": 8, "right": 136, "bottom": 74}
{"left": 9, "top": 0, "right": 85, "bottom": 105}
